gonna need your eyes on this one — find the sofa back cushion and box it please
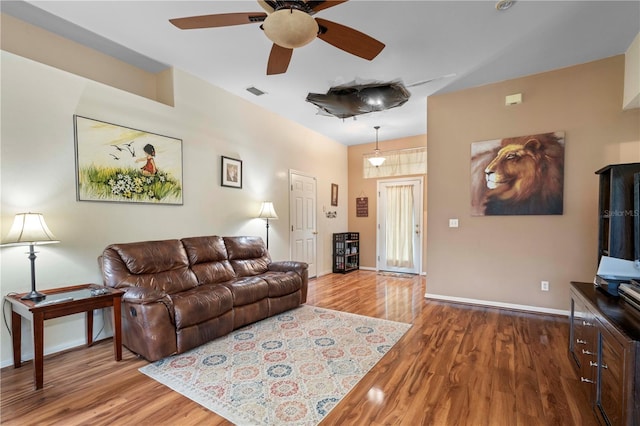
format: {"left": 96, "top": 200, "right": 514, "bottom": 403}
{"left": 101, "top": 239, "right": 197, "bottom": 294}
{"left": 181, "top": 236, "right": 237, "bottom": 284}
{"left": 224, "top": 236, "right": 271, "bottom": 277}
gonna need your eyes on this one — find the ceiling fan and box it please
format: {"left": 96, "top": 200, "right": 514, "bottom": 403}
{"left": 169, "top": 0, "right": 385, "bottom": 75}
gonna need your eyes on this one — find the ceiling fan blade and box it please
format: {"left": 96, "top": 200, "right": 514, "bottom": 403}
{"left": 169, "top": 12, "right": 267, "bottom": 30}
{"left": 267, "top": 44, "right": 294, "bottom": 75}
{"left": 306, "top": 1, "right": 349, "bottom": 13}
{"left": 315, "top": 18, "right": 384, "bottom": 60}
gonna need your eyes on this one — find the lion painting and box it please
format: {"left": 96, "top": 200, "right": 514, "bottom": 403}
{"left": 470, "top": 132, "right": 565, "bottom": 215}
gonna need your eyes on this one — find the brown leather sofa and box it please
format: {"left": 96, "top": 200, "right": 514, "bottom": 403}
{"left": 99, "top": 235, "right": 308, "bottom": 361}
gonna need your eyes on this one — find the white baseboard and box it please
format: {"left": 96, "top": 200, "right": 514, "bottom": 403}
{"left": 1, "top": 336, "right": 87, "bottom": 369}
{"left": 1, "top": 310, "right": 114, "bottom": 369}
{"left": 425, "top": 293, "right": 569, "bottom": 316}
{"left": 316, "top": 269, "right": 333, "bottom": 277}
{"left": 318, "top": 267, "right": 426, "bottom": 275}
{"left": 344, "top": 266, "right": 427, "bottom": 275}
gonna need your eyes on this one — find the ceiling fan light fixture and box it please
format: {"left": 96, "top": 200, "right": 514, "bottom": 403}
{"left": 263, "top": 8, "right": 319, "bottom": 49}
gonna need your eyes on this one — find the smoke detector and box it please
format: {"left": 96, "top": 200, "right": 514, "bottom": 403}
{"left": 495, "top": 0, "right": 515, "bottom": 11}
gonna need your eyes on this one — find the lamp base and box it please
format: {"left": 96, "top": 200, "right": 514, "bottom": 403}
{"left": 21, "top": 290, "right": 46, "bottom": 302}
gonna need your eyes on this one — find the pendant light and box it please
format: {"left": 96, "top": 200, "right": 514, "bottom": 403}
{"left": 368, "top": 126, "right": 386, "bottom": 167}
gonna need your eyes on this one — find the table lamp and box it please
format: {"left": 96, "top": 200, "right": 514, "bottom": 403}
{"left": 257, "top": 202, "right": 278, "bottom": 249}
{"left": 1, "top": 213, "right": 59, "bottom": 301}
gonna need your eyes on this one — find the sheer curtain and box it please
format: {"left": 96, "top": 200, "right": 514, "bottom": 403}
{"left": 385, "top": 184, "right": 414, "bottom": 268}
{"left": 363, "top": 147, "right": 426, "bottom": 178}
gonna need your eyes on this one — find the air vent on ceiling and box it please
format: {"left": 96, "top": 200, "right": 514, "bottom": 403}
{"left": 246, "top": 86, "right": 267, "bottom": 96}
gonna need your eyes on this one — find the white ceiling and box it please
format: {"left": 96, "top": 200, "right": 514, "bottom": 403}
{"left": 4, "top": 1, "right": 639, "bottom": 146}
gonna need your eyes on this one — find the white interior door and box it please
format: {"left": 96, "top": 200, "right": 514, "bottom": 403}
{"left": 289, "top": 171, "right": 317, "bottom": 278}
{"left": 377, "top": 178, "right": 423, "bottom": 274}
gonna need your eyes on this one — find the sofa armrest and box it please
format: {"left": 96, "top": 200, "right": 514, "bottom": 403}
{"left": 269, "top": 261, "right": 309, "bottom": 303}
{"left": 122, "top": 286, "right": 167, "bottom": 304}
{"left": 269, "top": 261, "right": 308, "bottom": 276}
{"left": 122, "top": 286, "right": 175, "bottom": 325}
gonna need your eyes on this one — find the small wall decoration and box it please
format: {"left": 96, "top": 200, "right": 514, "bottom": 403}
{"left": 74, "top": 115, "right": 183, "bottom": 205}
{"left": 331, "top": 183, "right": 339, "bottom": 206}
{"left": 221, "top": 156, "right": 242, "bottom": 188}
{"left": 356, "top": 197, "right": 368, "bottom": 217}
{"left": 470, "top": 131, "right": 565, "bottom": 216}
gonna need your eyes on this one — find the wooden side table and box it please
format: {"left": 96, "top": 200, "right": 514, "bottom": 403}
{"left": 5, "top": 284, "right": 123, "bottom": 389}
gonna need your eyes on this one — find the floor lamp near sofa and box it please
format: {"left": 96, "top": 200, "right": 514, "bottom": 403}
{"left": 1, "top": 212, "right": 59, "bottom": 301}
{"left": 257, "top": 202, "right": 278, "bottom": 250}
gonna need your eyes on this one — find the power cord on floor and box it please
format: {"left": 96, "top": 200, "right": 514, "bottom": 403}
{"left": 93, "top": 308, "right": 106, "bottom": 342}
{"left": 3, "top": 293, "right": 18, "bottom": 336}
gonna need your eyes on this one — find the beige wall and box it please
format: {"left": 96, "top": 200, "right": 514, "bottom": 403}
{"left": 0, "top": 13, "right": 172, "bottom": 105}
{"left": 0, "top": 50, "right": 348, "bottom": 366}
{"left": 348, "top": 134, "right": 428, "bottom": 271}
{"left": 624, "top": 32, "right": 640, "bottom": 109}
{"left": 426, "top": 55, "right": 640, "bottom": 312}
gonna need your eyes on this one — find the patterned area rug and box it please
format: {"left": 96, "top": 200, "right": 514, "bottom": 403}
{"left": 140, "top": 305, "right": 411, "bottom": 425}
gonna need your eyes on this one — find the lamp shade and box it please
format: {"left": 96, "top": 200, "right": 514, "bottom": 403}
{"left": 258, "top": 202, "right": 278, "bottom": 220}
{"left": 262, "top": 8, "right": 319, "bottom": 49}
{"left": 2, "top": 213, "right": 59, "bottom": 246}
{"left": 368, "top": 152, "right": 386, "bottom": 167}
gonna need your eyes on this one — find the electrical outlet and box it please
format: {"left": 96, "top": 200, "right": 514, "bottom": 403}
{"left": 541, "top": 281, "right": 549, "bottom": 291}
{"left": 449, "top": 218, "right": 459, "bottom": 228}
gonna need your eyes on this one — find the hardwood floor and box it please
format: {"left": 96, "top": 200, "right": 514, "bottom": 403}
{"left": 1, "top": 271, "right": 596, "bottom": 425}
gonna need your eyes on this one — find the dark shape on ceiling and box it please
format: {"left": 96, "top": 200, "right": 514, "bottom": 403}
{"left": 306, "top": 80, "right": 411, "bottom": 119}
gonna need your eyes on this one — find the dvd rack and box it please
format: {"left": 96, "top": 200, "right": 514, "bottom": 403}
{"left": 332, "top": 232, "right": 359, "bottom": 273}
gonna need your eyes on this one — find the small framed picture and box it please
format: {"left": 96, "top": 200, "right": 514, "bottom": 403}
{"left": 331, "top": 183, "right": 338, "bottom": 206}
{"left": 221, "top": 156, "right": 242, "bottom": 188}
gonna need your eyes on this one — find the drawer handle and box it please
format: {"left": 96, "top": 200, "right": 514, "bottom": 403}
{"left": 601, "top": 363, "right": 608, "bottom": 369}
{"left": 582, "top": 321, "right": 594, "bottom": 327}
{"left": 582, "top": 349, "right": 594, "bottom": 355}
{"left": 590, "top": 361, "right": 598, "bottom": 367}
{"left": 581, "top": 377, "right": 595, "bottom": 383}
{"left": 576, "top": 339, "right": 587, "bottom": 345}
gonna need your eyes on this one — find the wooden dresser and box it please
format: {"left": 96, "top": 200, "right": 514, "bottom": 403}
{"left": 569, "top": 282, "right": 640, "bottom": 426}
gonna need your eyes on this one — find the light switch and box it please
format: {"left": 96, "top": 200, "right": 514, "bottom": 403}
{"left": 449, "top": 219, "right": 459, "bottom": 228}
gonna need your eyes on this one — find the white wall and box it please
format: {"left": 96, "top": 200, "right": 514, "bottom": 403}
{"left": 0, "top": 51, "right": 348, "bottom": 367}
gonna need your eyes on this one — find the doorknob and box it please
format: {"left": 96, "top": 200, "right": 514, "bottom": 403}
{"left": 312, "top": 231, "right": 318, "bottom": 235}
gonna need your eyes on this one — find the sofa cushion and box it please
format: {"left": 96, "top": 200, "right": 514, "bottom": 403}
{"left": 105, "top": 240, "right": 197, "bottom": 294}
{"left": 182, "top": 236, "right": 236, "bottom": 284}
{"left": 261, "top": 271, "right": 302, "bottom": 298}
{"left": 224, "top": 236, "right": 270, "bottom": 277}
{"left": 223, "top": 276, "right": 269, "bottom": 306}
{"left": 171, "top": 284, "right": 234, "bottom": 329}
{"left": 110, "top": 240, "right": 187, "bottom": 274}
